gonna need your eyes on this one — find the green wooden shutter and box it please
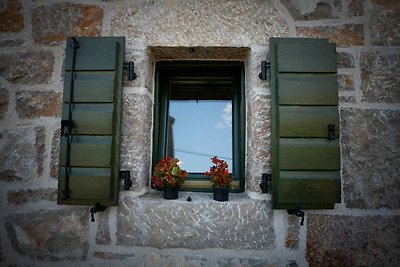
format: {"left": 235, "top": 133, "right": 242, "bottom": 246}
{"left": 270, "top": 38, "right": 341, "bottom": 209}
{"left": 58, "top": 37, "right": 125, "bottom": 206}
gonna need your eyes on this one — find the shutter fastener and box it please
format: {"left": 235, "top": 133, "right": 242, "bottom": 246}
{"left": 258, "top": 61, "right": 270, "bottom": 80}
{"left": 124, "top": 61, "right": 137, "bottom": 80}
{"left": 287, "top": 207, "right": 305, "bottom": 226}
{"left": 260, "top": 173, "right": 272, "bottom": 194}
{"left": 120, "top": 170, "right": 133, "bottom": 190}
{"left": 90, "top": 203, "right": 106, "bottom": 222}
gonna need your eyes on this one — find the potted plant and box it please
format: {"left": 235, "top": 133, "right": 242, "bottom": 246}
{"left": 151, "top": 156, "right": 188, "bottom": 199}
{"left": 204, "top": 156, "right": 232, "bottom": 201}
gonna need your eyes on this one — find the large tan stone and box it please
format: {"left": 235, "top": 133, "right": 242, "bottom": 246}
{"left": 360, "top": 51, "right": 400, "bottom": 103}
{"left": 0, "top": 51, "right": 54, "bottom": 84}
{"left": 0, "top": 0, "right": 24, "bottom": 32}
{"left": 32, "top": 3, "right": 103, "bottom": 44}
{"left": 5, "top": 208, "right": 89, "bottom": 261}
{"left": 111, "top": 0, "right": 289, "bottom": 46}
{"left": 370, "top": 0, "right": 400, "bottom": 46}
{"left": 0, "top": 126, "right": 46, "bottom": 181}
{"left": 117, "top": 194, "right": 275, "bottom": 249}
{"left": 7, "top": 188, "right": 57, "bottom": 205}
{"left": 16, "top": 91, "right": 62, "bottom": 118}
{"left": 307, "top": 215, "right": 400, "bottom": 266}
{"left": 296, "top": 24, "right": 364, "bottom": 47}
{"left": 120, "top": 94, "right": 153, "bottom": 191}
{"left": 341, "top": 108, "right": 400, "bottom": 209}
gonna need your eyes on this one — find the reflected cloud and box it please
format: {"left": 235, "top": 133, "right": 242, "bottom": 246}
{"left": 215, "top": 102, "right": 232, "bottom": 128}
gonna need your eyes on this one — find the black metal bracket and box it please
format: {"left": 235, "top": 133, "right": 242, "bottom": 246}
{"left": 62, "top": 37, "right": 80, "bottom": 201}
{"left": 120, "top": 170, "right": 133, "bottom": 190}
{"left": 258, "top": 61, "right": 270, "bottom": 80}
{"left": 260, "top": 173, "right": 272, "bottom": 194}
{"left": 124, "top": 61, "right": 137, "bottom": 80}
{"left": 90, "top": 203, "right": 106, "bottom": 222}
{"left": 328, "top": 124, "right": 336, "bottom": 140}
{"left": 287, "top": 207, "right": 305, "bottom": 226}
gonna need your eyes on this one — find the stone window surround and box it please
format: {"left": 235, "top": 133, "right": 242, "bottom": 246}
{"left": 146, "top": 46, "right": 267, "bottom": 195}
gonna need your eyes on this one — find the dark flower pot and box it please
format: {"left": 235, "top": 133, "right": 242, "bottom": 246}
{"left": 163, "top": 185, "right": 179, "bottom": 199}
{"left": 213, "top": 186, "right": 229, "bottom": 201}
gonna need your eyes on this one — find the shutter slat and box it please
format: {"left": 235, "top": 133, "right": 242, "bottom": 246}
{"left": 65, "top": 38, "right": 118, "bottom": 71}
{"left": 279, "top": 106, "right": 339, "bottom": 137}
{"left": 62, "top": 104, "right": 114, "bottom": 135}
{"left": 278, "top": 179, "right": 341, "bottom": 204}
{"left": 63, "top": 72, "right": 115, "bottom": 103}
{"left": 278, "top": 73, "right": 338, "bottom": 105}
{"left": 277, "top": 40, "right": 337, "bottom": 73}
{"left": 60, "top": 168, "right": 111, "bottom": 200}
{"left": 60, "top": 136, "right": 112, "bottom": 167}
{"left": 279, "top": 138, "right": 340, "bottom": 170}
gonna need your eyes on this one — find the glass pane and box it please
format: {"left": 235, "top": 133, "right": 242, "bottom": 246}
{"left": 167, "top": 100, "right": 233, "bottom": 173}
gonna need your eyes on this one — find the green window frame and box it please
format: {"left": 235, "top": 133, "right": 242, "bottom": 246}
{"left": 152, "top": 61, "right": 245, "bottom": 192}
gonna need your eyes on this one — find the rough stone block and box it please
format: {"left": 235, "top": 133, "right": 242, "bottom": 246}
{"left": 0, "top": 88, "right": 8, "bottom": 120}
{"left": 347, "top": 0, "right": 364, "bottom": 17}
{"left": 0, "top": 126, "right": 46, "bottom": 181}
{"left": 16, "top": 91, "right": 62, "bottom": 118}
{"left": 246, "top": 94, "right": 271, "bottom": 193}
{"left": 50, "top": 128, "right": 60, "bottom": 179}
{"left": 117, "top": 193, "right": 275, "bottom": 249}
{"left": 32, "top": 3, "right": 103, "bottom": 44}
{"left": 337, "top": 52, "right": 354, "bottom": 68}
{"left": 95, "top": 209, "right": 111, "bottom": 245}
{"left": 281, "top": 0, "right": 335, "bottom": 20}
{"left": 5, "top": 208, "right": 89, "bottom": 261}
{"left": 296, "top": 24, "right": 364, "bottom": 47}
{"left": 285, "top": 215, "right": 300, "bottom": 250}
{"left": 338, "top": 74, "right": 355, "bottom": 91}
{"left": 0, "top": 51, "right": 54, "bottom": 84}
{"left": 111, "top": 0, "right": 288, "bottom": 46}
{"left": 360, "top": 51, "right": 400, "bottom": 103}
{"left": 120, "top": 94, "right": 152, "bottom": 191}
{"left": 341, "top": 108, "right": 400, "bottom": 209}
{"left": 0, "top": 38, "right": 24, "bottom": 48}
{"left": 7, "top": 188, "right": 57, "bottom": 205}
{"left": 307, "top": 215, "right": 400, "bottom": 266}
{"left": 339, "top": 94, "right": 356, "bottom": 103}
{"left": 0, "top": 0, "right": 24, "bottom": 32}
{"left": 216, "top": 256, "right": 280, "bottom": 267}
{"left": 370, "top": 0, "right": 400, "bottom": 46}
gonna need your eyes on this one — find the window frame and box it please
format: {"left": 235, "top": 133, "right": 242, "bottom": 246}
{"left": 152, "top": 61, "right": 245, "bottom": 192}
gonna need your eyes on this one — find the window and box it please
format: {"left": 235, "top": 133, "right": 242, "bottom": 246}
{"left": 152, "top": 61, "right": 245, "bottom": 191}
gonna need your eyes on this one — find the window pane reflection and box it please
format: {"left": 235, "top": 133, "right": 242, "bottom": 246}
{"left": 167, "top": 100, "right": 233, "bottom": 173}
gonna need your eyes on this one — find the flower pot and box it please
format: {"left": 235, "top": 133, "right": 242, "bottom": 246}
{"left": 213, "top": 186, "right": 229, "bottom": 201}
{"left": 163, "top": 185, "right": 179, "bottom": 199}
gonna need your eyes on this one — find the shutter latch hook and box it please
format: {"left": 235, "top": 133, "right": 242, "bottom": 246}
{"left": 90, "top": 203, "right": 106, "bottom": 222}
{"left": 287, "top": 207, "right": 305, "bottom": 226}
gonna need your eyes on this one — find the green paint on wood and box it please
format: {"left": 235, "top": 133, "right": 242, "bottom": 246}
{"left": 58, "top": 37, "right": 125, "bottom": 206}
{"left": 270, "top": 38, "right": 341, "bottom": 209}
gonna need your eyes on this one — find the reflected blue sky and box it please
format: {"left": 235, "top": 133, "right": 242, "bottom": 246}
{"left": 169, "top": 100, "right": 233, "bottom": 173}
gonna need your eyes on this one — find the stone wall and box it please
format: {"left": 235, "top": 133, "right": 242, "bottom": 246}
{"left": 0, "top": 0, "right": 399, "bottom": 266}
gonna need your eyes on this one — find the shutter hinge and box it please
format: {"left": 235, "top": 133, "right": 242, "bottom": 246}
{"left": 120, "top": 170, "right": 133, "bottom": 190}
{"left": 258, "top": 61, "right": 270, "bottom": 80}
{"left": 260, "top": 173, "right": 272, "bottom": 194}
{"left": 124, "top": 61, "right": 137, "bottom": 80}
